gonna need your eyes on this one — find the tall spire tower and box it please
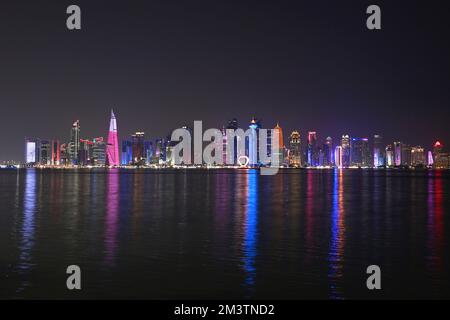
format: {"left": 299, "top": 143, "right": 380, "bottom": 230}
{"left": 106, "top": 109, "right": 120, "bottom": 166}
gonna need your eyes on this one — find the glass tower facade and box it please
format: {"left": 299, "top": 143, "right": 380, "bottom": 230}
{"left": 69, "top": 120, "right": 80, "bottom": 165}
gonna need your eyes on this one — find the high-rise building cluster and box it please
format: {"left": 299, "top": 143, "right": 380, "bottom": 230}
{"left": 25, "top": 111, "right": 118, "bottom": 167}
{"left": 24, "top": 112, "right": 450, "bottom": 169}
{"left": 285, "top": 131, "right": 449, "bottom": 169}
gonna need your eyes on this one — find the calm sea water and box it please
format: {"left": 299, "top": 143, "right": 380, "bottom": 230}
{"left": 0, "top": 169, "right": 449, "bottom": 299}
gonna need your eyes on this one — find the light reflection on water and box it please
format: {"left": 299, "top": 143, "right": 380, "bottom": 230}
{"left": 328, "top": 169, "right": 345, "bottom": 299}
{"left": 427, "top": 170, "right": 444, "bottom": 287}
{"left": 1, "top": 169, "right": 449, "bottom": 299}
{"left": 16, "top": 169, "right": 37, "bottom": 293}
{"left": 104, "top": 171, "right": 119, "bottom": 267}
{"left": 242, "top": 170, "right": 258, "bottom": 295}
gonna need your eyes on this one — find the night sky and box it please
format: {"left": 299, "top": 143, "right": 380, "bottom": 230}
{"left": 1, "top": 0, "right": 449, "bottom": 161}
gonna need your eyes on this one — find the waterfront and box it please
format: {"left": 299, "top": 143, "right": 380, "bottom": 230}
{"left": 0, "top": 169, "right": 449, "bottom": 299}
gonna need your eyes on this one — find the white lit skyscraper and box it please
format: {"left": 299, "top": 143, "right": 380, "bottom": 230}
{"left": 334, "top": 146, "right": 343, "bottom": 168}
{"left": 394, "top": 141, "right": 402, "bottom": 166}
{"left": 373, "top": 134, "right": 384, "bottom": 167}
{"left": 341, "top": 134, "right": 351, "bottom": 167}
{"left": 69, "top": 120, "right": 80, "bottom": 165}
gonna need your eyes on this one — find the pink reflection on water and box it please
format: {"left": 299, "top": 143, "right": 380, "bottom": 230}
{"left": 305, "top": 170, "right": 314, "bottom": 265}
{"left": 427, "top": 171, "right": 444, "bottom": 288}
{"left": 104, "top": 171, "right": 119, "bottom": 267}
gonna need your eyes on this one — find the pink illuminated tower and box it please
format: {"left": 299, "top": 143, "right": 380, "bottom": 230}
{"left": 106, "top": 109, "right": 120, "bottom": 167}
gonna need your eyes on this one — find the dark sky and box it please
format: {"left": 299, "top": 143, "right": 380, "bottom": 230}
{"left": 1, "top": 0, "right": 449, "bottom": 161}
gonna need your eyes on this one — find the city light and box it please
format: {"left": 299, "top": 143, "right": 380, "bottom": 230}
{"left": 15, "top": 112, "right": 450, "bottom": 171}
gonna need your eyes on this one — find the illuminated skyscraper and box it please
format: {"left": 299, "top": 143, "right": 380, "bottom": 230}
{"left": 132, "top": 132, "right": 145, "bottom": 165}
{"left": 221, "top": 126, "right": 227, "bottom": 165}
{"left": 341, "top": 134, "right": 351, "bottom": 167}
{"left": 428, "top": 150, "right": 434, "bottom": 167}
{"left": 435, "top": 154, "right": 450, "bottom": 169}
{"left": 289, "top": 130, "right": 301, "bottom": 167}
{"left": 401, "top": 144, "right": 412, "bottom": 166}
{"left": 69, "top": 120, "right": 80, "bottom": 165}
{"left": 92, "top": 137, "right": 106, "bottom": 166}
{"left": 106, "top": 110, "right": 120, "bottom": 167}
{"left": 350, "top": 138, "right": 370, "bottom": 167}
{"left": 385, "top": 145, "right": 394, "bottom": 167}
{"left": 121, "top": 140, "right": 132, "bottom": 165}
{"left": 433, "top": 141, "right": 443, "bottom": 159}
{"left": 60, "top": 143, "right": 69, "bottom": 166}
{"left": 334, "top": 146, "right": 343, "bottom": 168}
{"left": 248, "top": 118, "right": 261, "bottom": 166}
{"left": 323, "top": 136, "right": 333, "bottom": 166}
{"left": 373, "top": 134, "right": 384, "bottom": 167}
{"left": 154, "top": 138, "right": 168, "bottom": 164}
{"left": 273, "top": 123, "right": 284, "bottom": 166}
{"left": 307, "top": 131, "right": 318, "bottom": 167}
{"left": 411, "top": 146, "right": 425, "bottom": 167}
{"left": 79, "top": 139, "right": 93, "bottom": 166}
{"left": 394, "top": 142, "right": 402, "bottom": 166}
{"left": 51, "top": 140, "right": 60, "bottom": 166}
{"left": 433, "top": 141, "right": 450, "bottom": 169}
{"left": 144, "top": 140, "right": 153, "bottom": 165}
{"left": 40, "top": 140, "right": 51, "bottom": 165}
{"left": 25, "top": 138, "right": 40, "bottom": 165}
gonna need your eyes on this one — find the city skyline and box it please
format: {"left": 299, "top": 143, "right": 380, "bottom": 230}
{"left": 19, "top": 110, "right": 450, "bottom": 169}
{"left": 1, "top": 1, "right": 450, "bottom": 161}
{"left": 2, "top": 1, "right": 450, "bottom": 303}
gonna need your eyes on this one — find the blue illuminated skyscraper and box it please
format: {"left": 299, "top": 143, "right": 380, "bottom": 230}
{"left": 121, "top": 140, "right": 132, "bottom": 165}
{"left": 154, "top": 138, "right": 168, "bottom": 164}
{"left": 323, "top": 136, "right": 333, "bottom": 166}
{"left": 248, "top": 118, "right": 261, "bottom": 166}
{"left": 144, "top": 140, "right": 153, "bottom": 165}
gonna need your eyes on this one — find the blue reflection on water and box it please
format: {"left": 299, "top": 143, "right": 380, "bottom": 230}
{"left": 243, "top": 170, "right": 258, "bottom": 290}
{"left": 16, "top": 170, "right": 37, "bottom": 293}
{"left": 20, "top": 170, "right": 37, "bottom": 265}
{"left": 328, "top": 169, "right": 345, "bottom": 299}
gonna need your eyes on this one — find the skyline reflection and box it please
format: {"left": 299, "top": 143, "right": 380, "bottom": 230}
{"left": 104, "top": 171, "right": 120, "bottom": 267}
{"left": 16, "top": 170, "right": 37, "bottom": 294}
{"left": 328, "top": 169, "right": 345, "bottom": 299}
{"left": 1, "top": 169, "right": 449, "bottom": 299}
{"left": 427, "top": 171, "right": 444, "bottom": 289}
{"left": 242, "top": 170, "right": 259, "bottom": 295}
